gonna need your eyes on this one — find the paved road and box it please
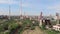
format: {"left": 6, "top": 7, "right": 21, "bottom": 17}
{"left": 22, "top": 26, "right": 45, "bottom": 34}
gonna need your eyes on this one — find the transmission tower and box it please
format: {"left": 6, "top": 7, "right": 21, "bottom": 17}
{"left": 8, "top": 0, "right": 11, "bottom": 20}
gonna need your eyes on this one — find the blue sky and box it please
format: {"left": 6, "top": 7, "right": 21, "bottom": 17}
{"left": 0, "top": 0, "right": 60, "bottom": 16}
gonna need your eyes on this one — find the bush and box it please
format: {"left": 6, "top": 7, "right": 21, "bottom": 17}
{"left": 30, "top": 26, "right": 35, "bottom": 30}
{"left": 8, "top": 23, "right": 19, "bottom": 30}
{"left": 4, "top": 31, "right": 10, "bottom": 34}
{"left": 44, "top": 30, "right": 60, "bottom": 34}
{"left": 0, "top": 25, "right": 4, "bottom": 32}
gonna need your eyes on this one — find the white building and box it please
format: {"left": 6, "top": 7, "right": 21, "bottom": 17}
{"left": 53, "top": 24, "right": 60, "bottom": 31}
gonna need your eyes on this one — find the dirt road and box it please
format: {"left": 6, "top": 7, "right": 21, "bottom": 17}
{"left": 22, "top": 26, "right": 45, "bottom": 34}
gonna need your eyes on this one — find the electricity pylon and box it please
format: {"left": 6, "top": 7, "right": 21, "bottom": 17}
{"left": 8, "top": 0, "right": 11, "bottom": 20}
{"left": 20, "top": 0, "right": 22, "bottom": 19}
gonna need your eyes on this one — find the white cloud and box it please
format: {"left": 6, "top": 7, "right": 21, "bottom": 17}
{"left": 0, "top": 8, "right": 9, "bottom": 15}
{"left": 22, "top": 3, "right": 31, "bottom": 7}
{"left": 0, "top": 0, "right": 8, "bottom": 4}
{"left": 0, "top": 0, "right": 18, "bottom": 4}
{"left": 47, "top": 4, "right": 60, "bottom": 12}
{"left": 0, "top": 0, "right": 19, "bottom": 15}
